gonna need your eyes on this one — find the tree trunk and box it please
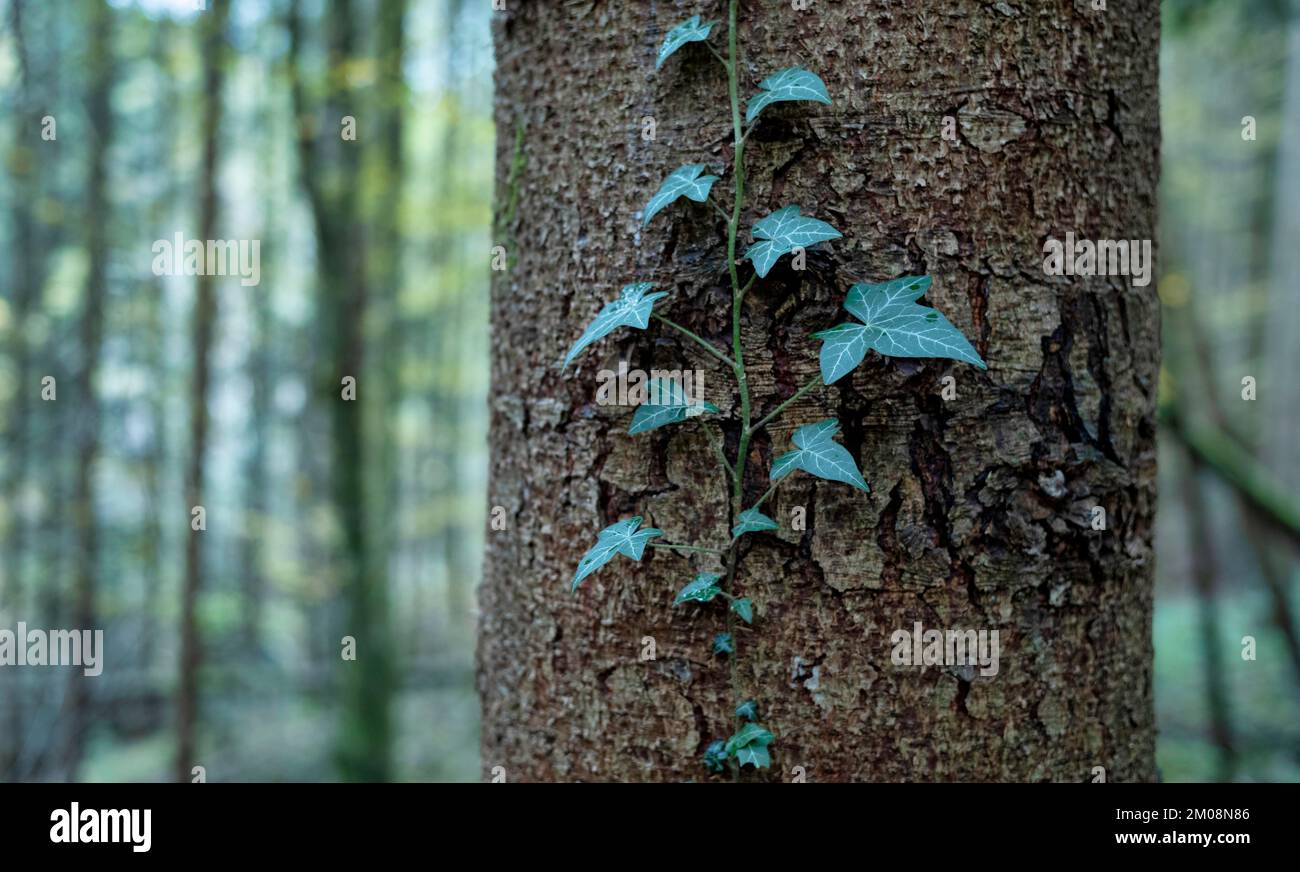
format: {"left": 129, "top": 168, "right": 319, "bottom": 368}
{"left": 176, "top": 0, "right": 231, "bottom": 782}
{"left": 478, "top": 0, "right": 1160, "bottom": 782}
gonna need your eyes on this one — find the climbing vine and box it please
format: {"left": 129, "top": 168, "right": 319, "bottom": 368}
{"left": 562, "top": 2, "right": 986, "bottom": 777}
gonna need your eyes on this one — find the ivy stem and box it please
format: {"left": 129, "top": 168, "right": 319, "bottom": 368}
{"left": 651, "top": 314, "right": 737, "bottom": 369}
{"left": 650, "top": 542, "right": 726, "bottom": 555}
{"left": 749, "top": 479, "right": 782, "bottom": 513}
{"left": 722, "top": 0, "right": 748, "bottom": 781}
{"left": 747, "top": 374, "right": 821, "bottom": 436}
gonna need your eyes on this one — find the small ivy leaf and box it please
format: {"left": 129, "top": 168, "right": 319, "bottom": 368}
{"left": 813, "top": 276, "right": 986, "bottom": 381}
{"left": 770, "top": 418, "right": 870, "bottom": 493}
{"left": 656, "top": 15, "right": 715, "bottom": 71}
{"left": 724, "top": 722, "right": 775, "bottom": 756}
{"left": 744, "top": 66, "right": 832, "bottom": 124}
{"left": 564, "top": 283, "right": 668, "bottom": 367}
{"left": 703, "top": 739, "right": 729, "bottom": 774}
{"left": 674, "top": 572, "right": 724, "bottom": 605}
{"left": 712, "top": 633, "right": 734, "bottom": 656}
{"left": 628, "top": 378, "right": 720, "bottom": 434}
{"left": 643, "top": 163, "right": 720, "bottom": 227}
{"left": 731, "top": 597, "right": 754, "bottom": 624}
{"left": 743, "top": 205, "right": 840, "bottom": 278}
{"left": 735, "top": 743, "right": 771, "bottom": 769}
{"left": 731, "top": 507, "right": 778, "bottom": 539}
{"left": 735, "top": 700, "right": 758, "bottom": 721}
{"left": 571, "top": 516, "right": 663, "bottom": 592}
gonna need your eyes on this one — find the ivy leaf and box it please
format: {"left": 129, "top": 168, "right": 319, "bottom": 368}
{"left": 570, "top": 516, "right": 663, "bottom": 592}
{"left": 770, "top": 418, "right": 870, "bottom": 492}
{"left": 731, "top": 507, "right": 778, "bottom": 539}
{"left": 724, "top": 722, "right": 775, "bottom": 756}
{"left": 731, "top": 597, "right": 754, "bottom": 624}
{"left": 656, "top": 15, "right": 715, "bottom": 71}
{"left": 735, "top": 700, "right": 758, "bottom": 721}
{"left": 735, "top": 744, "right": 771, "bottom": 769}
{"left": 628, "top": 378, "right": 720, "bottom": 435}
{"left": 743, "top": 205, "right": 840, "bottom": 278}
{"left": 674, "top": 572, "right": 723, "bottom": 605}
{"left": 702, "top": 739, "right": 728, "bottom": 774}
{"left": 564, "top": 283, "right": 668, "bottom": 367}
{"left": 745, "top": 66, "right": 832, "bottom": 124}
{"left": 713, "top": 633, "right": 734, "bottom": 656}
{"left": 813, "top": 276, "right": 986, "bottom": 382}
{"left": 643, "top": 164, "right": 720, "bottom": 227}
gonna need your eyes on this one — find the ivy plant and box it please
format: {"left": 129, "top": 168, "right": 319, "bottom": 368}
{"left": 562, "top": 1, "right": 986, "bottom": 779}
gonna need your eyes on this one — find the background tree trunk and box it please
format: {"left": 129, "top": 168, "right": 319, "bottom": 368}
{"left": 479, "top": 1, "right": 1159, "bottom": 781}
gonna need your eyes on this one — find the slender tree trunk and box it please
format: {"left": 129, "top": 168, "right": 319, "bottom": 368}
{"left": 479, "top": 0, "right": 1160, "bottom": 781}
{"left": 65, "top": 0, "right": 116, "bottom": 780}
{"left": 176, "top": 0, "right": 231, "bottom": 782}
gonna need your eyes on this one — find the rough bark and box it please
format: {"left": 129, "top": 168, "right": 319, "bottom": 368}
{"left": 479, "top": 0, "right": 1160, "bottom": 782}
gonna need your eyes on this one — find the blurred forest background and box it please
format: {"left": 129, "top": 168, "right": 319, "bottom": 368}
{"left": 0, "top": 0, "right": 1297, "bottom": 782}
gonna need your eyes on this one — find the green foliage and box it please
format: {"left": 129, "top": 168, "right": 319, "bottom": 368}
{"left": 730, "top": 597, "right": 753, "bottom": 624}
{"left": 744, "top": 205, "right": 840, "bottom": 278}
{"left": 703, "top": 739, "right": 729, "bottom": 773}
{"left": 735, "top": 700, "right": 757, "bottom": 721}
{"left": 745, "top": 67, "right": 831, "bottom": 124}
{"left": 771, "top": 419, "right": 870, "bottom": 492}
{"left": 725, "top": 722, "right": 774, "bottom": 769}
{"left": 814, "top": 276, "right": 985, "bottom": 382}
{"left": 674, "top": 572, "right": 724, "bottom": 605}
{"left": 731, "top": 507, "right": 777, "bottom": 538}
{"left": 656, "top": 15, "right": 715, "bottom": 71}
{"left": 564, "top": 283, "right": 667, "bottom": 366}
{"left": 712, "top": 633, "right": 734, "bottom": 656}
{"left": 643, "top": 164, "right": 720, "bottom": 226}
{"left": 628, "top": 378, "right": 719, "bottom": 435}
{"left": 570, "top": 517, "right": 662, "bottom": 591}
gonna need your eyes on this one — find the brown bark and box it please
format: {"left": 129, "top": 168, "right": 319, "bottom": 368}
{"left": 479, "top": 0, "right": 1160, "bottom": 782}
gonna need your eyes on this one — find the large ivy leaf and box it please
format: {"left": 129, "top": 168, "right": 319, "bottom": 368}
{"left": 743, "top": 205, "right": 840, "bottom": 278}
{"left": 628, "top": 378, "right": 720, "bottom": 435}
{"left": 643, "top": 164, "right": 720, "bottom": 226}
{"left": 813, "top": 276, "right": 986, "bottom": 382}
{"left": 725, "top": 722, "right": 775, "bottom": 756}
{"left": 731, "top": 507, "right": 778, "bottom": 539}
{"left": 745, "top": 66, "right": 831, "bottom": 124}
{"left": 656, "top": 15, "right": 715, "bottom": 71}
{"left": 570, "top": 516, "right": 663, "bottom": 591}
{"left": 770, "top": 418, "right": 870, "bottom": 492}
{"left": 674, "top": 572, "right": 723, "bottom": 605}
{"left": 731, "top": 597, "right": 754, "bottom": 625}
{"left": 564, "top": 283, "right": 668, "bottom": 367}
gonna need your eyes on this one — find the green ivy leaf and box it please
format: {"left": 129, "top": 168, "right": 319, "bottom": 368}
{"left": 731, "top": 507, "right": 778, "bottom": 539}
{"left": 564, "top": 283, "right": 668, "bottom": 367}
{"left": 570, "top": 516, "right": 663, "bottom": 591}
{"left": 743, "top": 205, "right": 840, "bottom": 278}
{"left": 735, "top": 743, "right": 771, "bottom": 769}
{"left": 674, "top": 572, "right": 723, "bottom": 605}
{"left": 735, "top": 700, "right": 757, "bottom": 721}
{"left": 771, "top": 418, "right": 870, "bottom": 492}
{"left": 702, "top": 739, "right": 728, "bottom": 774}
{"left": 745, "top": 66, "right": 831, "bottom": 124}
{"left": 813, "top": 276, "right": 986, "bottom": 382}
{"left": 730, "top": 597, "right": 754, "bottom": 624}
{"left": 725, "top": 722, "right": 775, "bottom": 756}
{"left": 656, "top": 15, "right": 715, "bottom": 71}
{"left": 713, "top": 633, "right": 734, "bottom": 656}
{"left": 628, "top": 378, "right": 720, "bottom": 435}
{"left": 643, "top": 163, "right": 720, "bottom": 226}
